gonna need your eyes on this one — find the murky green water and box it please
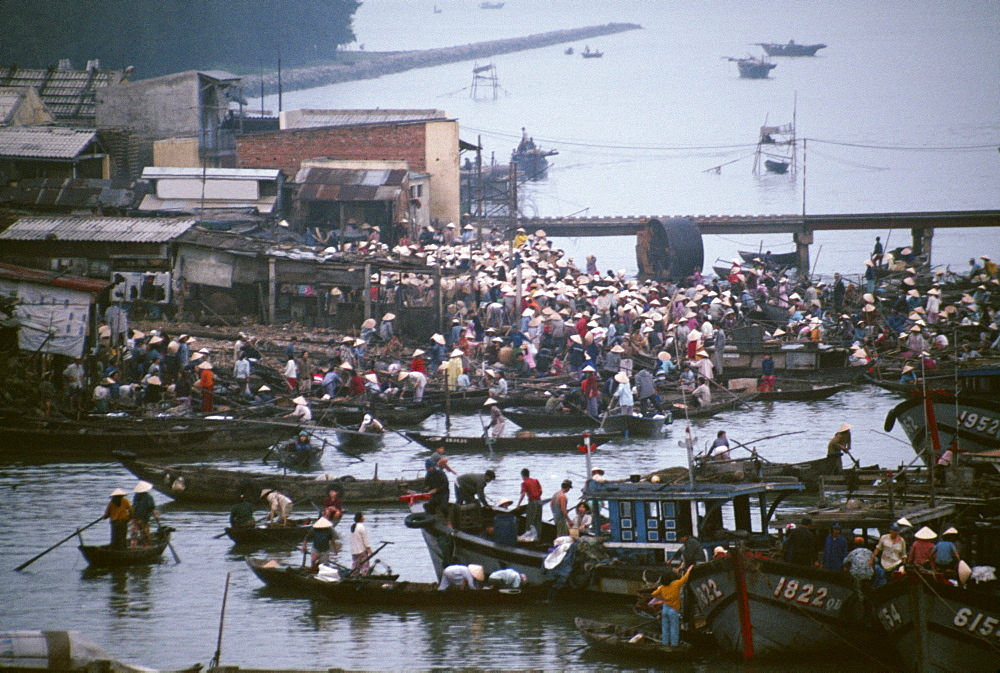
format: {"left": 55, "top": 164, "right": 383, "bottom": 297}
{"left": 0, "top": 386, "right": 912, "bottom": 670}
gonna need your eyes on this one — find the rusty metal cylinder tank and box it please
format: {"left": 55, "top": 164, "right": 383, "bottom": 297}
{"left": 635, "top": 217, "right": 704, "bottom": 280}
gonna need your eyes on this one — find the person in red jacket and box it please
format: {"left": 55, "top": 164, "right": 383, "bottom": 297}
{"left": 581, "top": 366, "right": 601, "bottom": 417}
{"left": 410, "top": 349, "right": 427, "bottom": 374}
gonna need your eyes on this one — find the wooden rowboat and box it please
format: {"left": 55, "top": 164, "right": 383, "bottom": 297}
{"left": 667, "top": 395, "right": 749, "bottom": 419}
{"left": 574, "top": 617, "right": 694, "bottom": 662}
{"left": 115, "top": 451, "right": 424, "bottom": 505}
{"left": 333, "top": 425, "right": 385, "bottom": 450}
{"left": 311, "top": 402, "right": 437, "bottom": 427}
{"left": 247, "top": 558, "right": 542, "bottom": 607}
{"left": 504, "top": 408, "right": 599, "bottom": 429}
{"left": 270, "top": 439, "right": 324, "bottom": 470}
{"left": 599, "top": 413, "right": 672, "bottom": 438}
{"left": 226, "top": 519, "right": 329, "bottom": 546}
{"left": 78, "top": 528, "right": 173, "bottom": 567}
{"left": 746, "top": 381, "right": 851, "bottom": 402}
{"left": 404, "top": 431, "right": 620, "bottom": 453}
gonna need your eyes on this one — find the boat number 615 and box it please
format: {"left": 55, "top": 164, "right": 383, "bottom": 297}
{"left": 773, "top": 577, "right": 841, "bottom": 611}
{"left": 954, "top": 608, "right": 1000, "bottom": 639}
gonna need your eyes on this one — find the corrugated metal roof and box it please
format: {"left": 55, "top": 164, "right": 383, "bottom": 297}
{"left": 0, "top": 66, "right": 126, "bottom": 121}
{"left": 0, "top": 178, "right": 140, "bottom": 210}
{"left": 0, "top": 87, "right": 26, "bottom": 123}
{"left": 142, "top": 167, "right": 281, "bottom": 180}
{"left": 0, "top": 262, "right": 110, "bottom": 294}
{"left": 176, "top": 228, "right": 275, "bottom": 254}
{"left": 281, "top": 108, "right": 447, "bottom": 130}
{"left": 137, "top": 194, "right": 277, "bottom": 215}
{"left": 0, "top": 126, "right": 98, "bottom": 159}
{"left": 293, "top": 167, "right": 405, "bottom": 202}
{"left": 0, "top": 216, "right": 196, "bottom": 243}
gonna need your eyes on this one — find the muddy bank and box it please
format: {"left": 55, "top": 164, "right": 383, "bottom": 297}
{"left": 245, "top": 23, "right": 641, "bottom": 96}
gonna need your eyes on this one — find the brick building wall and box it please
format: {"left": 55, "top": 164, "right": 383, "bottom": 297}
{"left": 236, "top": 123, "right": 428, "bottom": 178}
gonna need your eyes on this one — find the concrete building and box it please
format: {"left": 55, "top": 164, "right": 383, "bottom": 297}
{"left": 96, "top": 70, "right": 247, "bottom": 171}
{"left": 0, "top": 87, "right": 54, "bottom": 126}
{"left": 237, "top": 109, "right": 460, "bottom": 228}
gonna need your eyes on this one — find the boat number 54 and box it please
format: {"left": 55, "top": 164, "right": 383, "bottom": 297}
{"left": 954, "top": 608, "right": 1000, "bottom": 639}
{"left": 773, "top": 577, "right": 841, "bottom": 611}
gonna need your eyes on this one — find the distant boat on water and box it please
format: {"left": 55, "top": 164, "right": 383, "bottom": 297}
{"left": 581, "top": 45, "right": 603, "bottom": 58}
{"left": 756, "top": 40, "right": 827, "bottom": 57}
{"left": 564, "top": 47, "right": 574, "bottom": 55}
{"left": 511, "top": 127, "right": 558, "bottom": 180}
{"left": 727, "top": 56, "right": 776, "bottom": 79}
{"left": 480, "top": 1, "right": 504, "bottom": 8}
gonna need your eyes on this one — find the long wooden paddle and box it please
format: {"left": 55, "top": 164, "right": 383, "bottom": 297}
{"left": 343, "top": 540, "right": 393, "bottom": 578}
{"left": 160, "top": 524, "right": 181, "bottom": 563}
{"left": 16, "top": 516, "right": 103, "bottom": 571}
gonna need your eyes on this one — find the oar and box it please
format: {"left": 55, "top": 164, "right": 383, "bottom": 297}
{"left": 381, "top": 421, "right": 414, "bottom": 444}
{"left": 160, "top": 523, "right": 181, "bottom": 563}
{"left": 16, "top": 516, "right": 104, "bottom": 571}
{"left": 343, "top": 540, "right": 393, "bottom": 578}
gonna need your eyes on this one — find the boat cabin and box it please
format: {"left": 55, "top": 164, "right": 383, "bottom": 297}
{"left": 585, "top": 479, "right": 804, "bottom": 561}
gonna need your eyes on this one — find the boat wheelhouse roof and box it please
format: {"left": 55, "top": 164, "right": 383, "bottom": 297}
{"left": 584, "top": 480, "right": 805, "bottom": 501}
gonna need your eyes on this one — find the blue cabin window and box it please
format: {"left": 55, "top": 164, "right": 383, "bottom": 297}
{"left": 621, "top": 518, "right": 633, "bottom": 529}
{"left": 622, "top": 530, "right": 634, "bottom": 541}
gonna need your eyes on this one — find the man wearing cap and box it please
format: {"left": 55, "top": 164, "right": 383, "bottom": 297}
{"left": 302, "top": 517, "right": 337, "bottom": 569}
{"left": 131, "top": 481, "right": 160, "bottom": 546}
{"left": 438, "top": 563, "right": 485, "bottom": 590}
{"left": 784, "top": 516, "right": 817, "bottom": 566}
{"left": 820, "top": 522, "right": 848, "bottom": 571}
{"left": 262, "top": 489, "right": 293, "bottom": 525}
{"left": 872, "top": 522, "right": 907, "bottom": 573}
{"left": 455, "top": 470, "right": 496, "bottom": 507}
{"left": 102, "top": 488, "right": 134, "bottom": 549}
{"left": 516, "top": 468, "right": 543, "bottom": 535}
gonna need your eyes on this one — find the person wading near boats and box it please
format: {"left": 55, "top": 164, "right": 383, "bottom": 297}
{"left": 871, "top": 522, "right": 907, "bottom": 574}
{"left": 350, "top": 512, "right": 373, "bottom": 575}
{"left": 262, "top": 489, "right": 292, "bottom": 525}
{"left": 303, "top": 517, "right": 336, "bottom": 570}
{"left": 648, "top": 566, "right": 693, "bottom": 648}
{"left": 783, "top": 516, "right": 817, "bottom": 566}
{"left": 551, "top": 480, "right": 572, "bottom": 537}
{"left": 130, "top": 481, "right": 160, "bottom": 546}
{"left": 820, "top": 521, "right": 848, "bottom": 571}
{"left": 230, "top": 493, "right": 255, "bottom": 529}
{"left": 516, "top": 468, "right": 543, "bottom": 537}
{"left": 456, "top": 470, "right": 495, "bottom": 507}
{"left": 102, "top": 488, "right": 133, "bottom": 550}
{"left": 438, "top": 563, "right": 485, "bottom": 590}
{"left": 484, "top": 398, "right": 506, "bottom": 438}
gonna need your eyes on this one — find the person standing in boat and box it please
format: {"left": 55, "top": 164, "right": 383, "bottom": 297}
{"left": 871, "top": 522, "right": 907, "bottom": 574}
{"left": 456, "top": 470, "right": 496, "bottom": 507}
{"left": 102, "top": 488, "right": 133, "bottom": 550}
{"left": 551, "top": 480, "right": 572, "bottom": 538}
{"left": 649, "top": 566, "right": 693, "bottom": 648}
{"left": 350, "top": 512, "right": 373, "bottom": 575}
{"left": 423, "top": 458, "right": 451, "bottom": 516}
{"left": 783, "top": 517, "right": 817, "bottom": 566}
{"left": 827, "top": 424, "right": 851, "bottom": 457}
{"left": 820, "top": 522, "right": 848, "bottom": 572}
{"left": 484, "top": 398, "right": 506, "bottom": 438}
{"left": 262, "top": 489, "right": 292, "bottom": 526}
{"left": 229, "top": 493, "right": 255, "bottom": 529}
{"left": 670, "top": 532, "right": 707, "bottom": 571}
{"left": 197, "top": 361, "right": 215, "bottom": 412}
{"left": 130, "top": 481, "right": 160, "bottom": 546}
{"left": 303, "top": 517, "right": 336, "bottom": 570}
{"left": 759, "top": 353, "right": 776, "bottom": 392}
{"left": 515, "top": 468, "right": 543, "bottom": 536}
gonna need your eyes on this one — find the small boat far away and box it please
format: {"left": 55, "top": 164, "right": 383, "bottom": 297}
{"left": 756, "top": 40, "right": 827, "bottom": 57}
{"left": 564, "top": 47, "right": 574, "bottom": 55}
{"left": 581, "top": 45, "right": 604, "bottom": 58}
{"left": 480, "top": 1, "right": 504, "bottom": 8}
{"left": 511, "top": 127, "right": 558, "bottom": 181}
{"left": 727, "top": 56, "right": 777, "bottom": 79}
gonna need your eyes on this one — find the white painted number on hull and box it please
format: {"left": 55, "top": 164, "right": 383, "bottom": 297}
{"left": 773, "top": 577, "right": 840, "bottom": 612}
{"left": 954, "top": 608, "right": 1000, "bottom": 640}
{"left": 693, "top": 579, "right": 724, "bottom": 609}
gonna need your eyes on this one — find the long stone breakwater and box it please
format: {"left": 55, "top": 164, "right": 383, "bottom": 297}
{"left": 246, "top": 23, "right": 642, "bottom": 96}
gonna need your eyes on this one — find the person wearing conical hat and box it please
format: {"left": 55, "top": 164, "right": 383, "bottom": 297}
{"left": 931, "top": 527, "right": 961, "bottom": 576}
{"left": 611, "top": 371, "right": 634, "bottom": 416}
{"left": 131, "top": 481, "right": 161, "bottom": 546}
{"left": 484, "top": 398, "right": 506, "bottom": 438}
{"left": 827, "top": 423, "right": 852, "bottom": 458}
{"left": 907, "top": 527, "right": 938, "bottom": 569}
{"left": 302, "top": 517, "right": 337, "bottom": 568}
{"left": 284, "top": 396, "right": 312, "bottom": 423}
{"left": 102, "top": 488, "right": 133, "bottom": 550}
{"left": 197, "top": 360, "right": 215, "bottom": 413}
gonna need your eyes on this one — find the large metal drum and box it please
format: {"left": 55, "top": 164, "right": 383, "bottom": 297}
{"left": 635, "top": 217, "right": 704, "bottom": 280}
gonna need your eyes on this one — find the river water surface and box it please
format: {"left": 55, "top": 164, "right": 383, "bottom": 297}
{"left": 1, "top": 387, "right": 916, "bottom": 670}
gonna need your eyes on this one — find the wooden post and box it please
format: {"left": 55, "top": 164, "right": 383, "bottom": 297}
{"left": 732, "top": 546, "right": 755, "bottom": 660}
{"left": 363, "top": 263, "right": 371, "bottom": 322}
{"left": 436, "top": 265, "right": 444, "bottom": 333}
{"left": 267, "top": 257, "right": 277, "bottom": 324}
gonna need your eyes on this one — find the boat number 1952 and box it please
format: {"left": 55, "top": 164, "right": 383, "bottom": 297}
{"left": 773, "top": 577, "right": 842, "bottom": 612}
{"left": 956, "top": 410, "right": 1000, "bottom": 439}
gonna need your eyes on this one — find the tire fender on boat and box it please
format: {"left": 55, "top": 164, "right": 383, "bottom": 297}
{"left": 404, "top": 512, "right": 436, "bottom": 529}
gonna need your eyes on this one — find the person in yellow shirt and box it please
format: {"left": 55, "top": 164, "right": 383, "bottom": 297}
{"left": 513, "top": 227, "right": 528, "bottom": 248}
{"left": 649, "top": 566, "right": 693, "bottom": 647}
{"left": 102, "top": 488, "right": 133, "bottom": 549}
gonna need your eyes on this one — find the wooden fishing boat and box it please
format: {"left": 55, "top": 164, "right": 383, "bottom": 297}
{"left": 78, "top": 528, "right": 173, "bottom": 567}
{"left": 685, "top": 551, "right": 872, "bottom": 658}
{"left": 504, "top": 407, "right": 598, "bottom": 429}
{"left": 115, "top": 451, "right": 425, "bottom": 505}
{"left": 738, "top": 250, "right": 799, "bottom": 267}
{"left": 404, "top": 430, "right": 620, "bottom": 453}
{"left": 667, "top": 395, "right": 749, "bottom": 419}
{"left": 581, "top": 49, "right": 603, "bottom": 59}
{"left": 311, "top": 402, "right": 436, "bottom": 427}
{"left": 0, "top": 411, "right": 297, "bottom": 458}
{"left": 756, "top": 41, "right": 827, "bottom": 57}
{"left": 885, "top": 390, "right": 1000, "bottom": 470}
{"left": 694, "top": 451, "right": 844, "bottom": 491}
{"left": 574, "top": 617, "right": 694, "bottom": 661}
{"left": 247, "top": 558, "right": 543, "bottom": 607}
{"left": 764, "top": 159, "right": 790, "bottom": 174}
{"left": 269, "top": 438, "right": 324, "bottom": 470}
{"left": 729, "top": 56, "right": 776, "bottom": 79}
{"left": 226, "top": 519, "right": 324, "bottom": 546}
{"left": 746, "top": 381, "right": 851, "bottom": 402}
{"left": 409, "top": 480, "right": 804, "bottom": 600}
{"left": 333, "top": 425, "right": 385, "bottom": 450}
{"left": 599, "top": 413, "right": 672, "bottom": 437}
{"left": 868, "top": 572, "right": 1000, "bottom": 673}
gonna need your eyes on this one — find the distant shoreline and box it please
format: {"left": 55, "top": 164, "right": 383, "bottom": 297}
{"left": 243, "top": 23, "right": 641, "bottom": 96}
